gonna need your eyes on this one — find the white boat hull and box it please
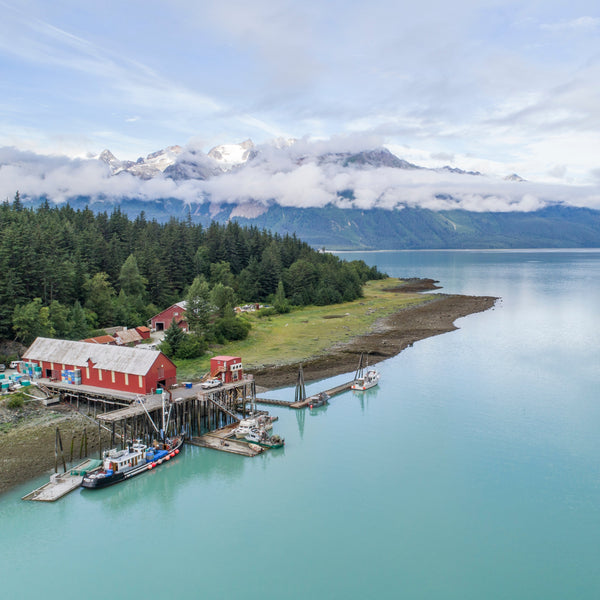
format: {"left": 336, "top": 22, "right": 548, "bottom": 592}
{"left": 351, "top": 369, "right": 380, "bottom": 391}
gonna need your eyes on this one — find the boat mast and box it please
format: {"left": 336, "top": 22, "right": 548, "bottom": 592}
{"left": 354, "top": 352, "right": 365, "bottom": 381}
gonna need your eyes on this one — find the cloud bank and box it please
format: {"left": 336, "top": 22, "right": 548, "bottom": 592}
{"left": 1, "top": 138, "right": 600, "bottom": 214}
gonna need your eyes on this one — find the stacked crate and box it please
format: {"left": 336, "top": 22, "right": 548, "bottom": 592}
{"left": 19, "top": 362, "right": 41, "bottom": 378}
{"left": 61, "top": 369, "right": 82, "bottom": 385}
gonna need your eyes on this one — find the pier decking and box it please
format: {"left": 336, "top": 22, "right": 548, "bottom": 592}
{"left": 188, "top": 423, "right": 264, "bottom": 456}
{"left": 256, "top": 379, "right": 357, "bottom": 408}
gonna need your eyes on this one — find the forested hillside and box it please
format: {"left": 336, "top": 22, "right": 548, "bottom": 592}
{"left": 0, "top": 195, "right": 383, "bottom": 345}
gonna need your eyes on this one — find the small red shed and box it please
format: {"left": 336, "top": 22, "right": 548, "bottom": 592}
{"left": 210, "top": 355, "right": 243, "bottom": 383}
{"left": 136, "top": 326, "right": 151, "bottom": 340}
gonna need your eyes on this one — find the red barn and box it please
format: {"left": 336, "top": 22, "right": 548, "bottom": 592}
{"left": 23, "top": 337, "right": 177, "bottom": 394}
{"left": 210, "top": 355, "right": 243, "bottom": 383}
{"left": 150, "top": 301, "right": 188, "bottom": 332}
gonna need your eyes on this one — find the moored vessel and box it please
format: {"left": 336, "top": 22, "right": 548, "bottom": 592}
{"left": 244, "top": 428, "right": 285, "bottom": 449}
{"left": 82, "top": 392, "right": 183, "bottom": 489}
{"left": 351, "top": 368, "right": 380, "bottom": 391}
{"left": 81, "top": 436, "right": 183, "bottom": 489}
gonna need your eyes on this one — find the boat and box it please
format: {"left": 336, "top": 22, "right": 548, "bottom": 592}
{"left": 82, "top": 393, "right": 183, "bottom": 490}
{"left": 81, "top": 436, "right": 183, "bottom": 489}
{"left": 351, "top": 368, "right": 380, "bottom": 391}
{"left": 308, "top": 391, "right": 329, "bottom": 408}
{"left": 232, "top": 418, "right": 258, "bottom": 438}
{"left": 244, "top": 428, "right": 285, "bottom": 449}
{"left": 232, "top": 414, "right": 274, "bottom": 438}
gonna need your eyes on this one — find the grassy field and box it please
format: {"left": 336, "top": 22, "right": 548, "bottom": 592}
{"left": 175, "top": 278, "right": 436, "bottom": 381}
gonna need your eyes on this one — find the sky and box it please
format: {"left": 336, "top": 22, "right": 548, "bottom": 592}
{"left": 0, "top": 0, "right": 599, "bottom": 196}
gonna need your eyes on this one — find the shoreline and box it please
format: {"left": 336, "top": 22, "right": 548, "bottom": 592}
{"left": 1, "top": 280, "right": 497, "bottom": 495}
{"left": 251, "top": 281, "right": 497, "bottom": 389}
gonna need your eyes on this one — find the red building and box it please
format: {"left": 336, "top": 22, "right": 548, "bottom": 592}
{"left": 210, "top": 355, "right": 243, "bottom": 383}
{"left": 23, "top": 337, "right": 177, "bottom": 393}
{"left": 136, "top": 326, "right": 151, "bottom": 340}
{"left": 150, "top": 301, "right": 188, "bottom": 332}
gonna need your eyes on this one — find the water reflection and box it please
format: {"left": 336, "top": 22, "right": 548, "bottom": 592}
{"left": 295, "top": 405, "right": 306, "bottom": 438}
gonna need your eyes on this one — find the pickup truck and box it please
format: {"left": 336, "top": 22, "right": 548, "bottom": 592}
{"left": 200, "top": 378, "right": 221, "bottom": 389}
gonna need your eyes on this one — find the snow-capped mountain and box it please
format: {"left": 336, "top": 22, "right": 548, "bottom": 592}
{"left": 208, "top": 139, "right": 256, "bottom": 170}
{"left": 97, "top": 140, "right": 494, "bottom": 183}
{"left": 504, "top": 173, "right": 526, "bottom": 182}
{"left": 99, "top": 145, "right": 183, "bottom": 180}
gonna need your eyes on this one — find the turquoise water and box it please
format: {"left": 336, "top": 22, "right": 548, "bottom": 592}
{"left": 2, "top": 250, "right": 600, "bottom": 599}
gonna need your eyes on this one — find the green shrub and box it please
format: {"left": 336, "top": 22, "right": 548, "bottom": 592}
{"left": 175, "top": 334, "right": 206, "bottom": 359}
{"left": 215, "top": 316, "right": 251, "bottom": 341}
{"left": 6, "top": 395, "right": 24, "bottom": 409}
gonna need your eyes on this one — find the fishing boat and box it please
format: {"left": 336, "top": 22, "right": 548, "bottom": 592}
{"left": 81, "top": 437, "right": 183, "bottom": 489}
{"left": 82, "top": 394, "right": 183, "bottom": 489}
{"left": 244, "top": 428, "right": 285, "bottom": 449}
{"left": 351, "top": 352, "right": 380, "bottom": 391}
{"left": 232, "top": 414, "right": 274, "bottom": 438}
{"left": 351, "top": 368, "right": 380, "bottom": 391}
{"left": 232, "top": 418, "right": 258, "bottom": 439}
{"left": 308, "top": 391, "right": 329, "bottom": 408}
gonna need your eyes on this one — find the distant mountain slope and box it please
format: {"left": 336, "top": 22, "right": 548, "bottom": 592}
{"left": 233, "top": 204, "right": 600, "bottom": 249}
{"left": 62, "top": 196, "right": 600, "bottom": 249}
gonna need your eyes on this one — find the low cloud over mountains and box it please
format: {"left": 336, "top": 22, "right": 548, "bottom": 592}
{"left": 1, "top": 136, "right": 599, "bottom": 213}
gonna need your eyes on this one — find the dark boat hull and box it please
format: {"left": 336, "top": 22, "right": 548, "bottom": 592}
{"left": 81, "top": 471, "right": 126, "bottom": 489}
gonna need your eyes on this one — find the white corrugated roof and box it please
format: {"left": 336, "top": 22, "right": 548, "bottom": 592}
{"left": 24, "top": 337, "right": 165, "bottom": 376}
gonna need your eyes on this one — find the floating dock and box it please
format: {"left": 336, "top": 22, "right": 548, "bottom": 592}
{"left": 188, "top": 423, "right": 264, "bottom": 456}
{"left": 22, "top": 458, "right": 102, "bottom": 502}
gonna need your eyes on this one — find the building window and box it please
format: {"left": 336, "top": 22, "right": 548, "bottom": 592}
{"left": 86, "top": 367, "right": 90, "bottom": 379}
{"left": 98, "top": 369, "right": 102, "bottom": 381}
{"left": 125, "top": 373, "right": 129, "bottom": 386}
{"left": 139, "top": 375, "right": 143, "bottom": 388}
{"left": 111, "top": 370, "right": 115, "bottom": 383}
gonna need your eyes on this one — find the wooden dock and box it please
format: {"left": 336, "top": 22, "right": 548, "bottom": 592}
{"left": 22, "top": 458, "right": 102, "bottom": 502}
{"left": 255, "top": 397, "right": 295, "bottom": 407}
{"left": 256, "top": 379, "right": 357, "bottom": 409}
{"left": 188, "top": 424, "right": 264, "bottom": 456}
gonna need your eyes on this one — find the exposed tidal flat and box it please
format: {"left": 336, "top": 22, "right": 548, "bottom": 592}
{"left": 2, "top": 250, "right": 600, "bottom": 599}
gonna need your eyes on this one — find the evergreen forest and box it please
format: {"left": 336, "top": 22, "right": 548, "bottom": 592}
{"left": 0, "top": 195, "right": 384, "bottom": 355}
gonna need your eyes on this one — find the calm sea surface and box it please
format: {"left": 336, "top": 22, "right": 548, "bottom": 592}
{"left": 2, "top": 250, "right": 600, "bottom": 599}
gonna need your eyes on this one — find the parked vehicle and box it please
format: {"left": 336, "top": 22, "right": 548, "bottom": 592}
{"left": 0, "top": 364, "right": 5, "bottom": 372}
{"left": 9, "top": 361, "right": 22, "bottom": 369}
{"left": 200, "top": 378, "right": 221, "bottom": 389}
